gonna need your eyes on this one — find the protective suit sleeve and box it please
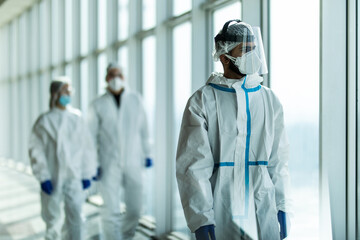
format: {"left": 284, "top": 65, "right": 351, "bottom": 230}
{"left": 86, "top": 103, "right": 100, "bottom": 166}
{"left": 267, "top": 101, "right": 292, "bottom": 214}
{"left": 28, "top": 116, "right": 51, "bottom": 182}
{"left": 81, "top": 118, "right": 98, "bottom": 179}
{"left": 176, "top": 96, "right": 215, "bottom": 232}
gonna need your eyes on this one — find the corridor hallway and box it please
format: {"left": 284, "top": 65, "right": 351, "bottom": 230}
{"left": 0, "top": 158, "right": 155, "bottom": 240}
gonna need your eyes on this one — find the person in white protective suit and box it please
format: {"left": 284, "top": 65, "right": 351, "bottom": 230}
{"left": 28, "top": 76, "right": 97, "bottom": 240}
{"left": 87, "top": 62, "right": 153, "bottom": 240}
{"left": 176, "top": 20, "right": 292, "bottom": 240}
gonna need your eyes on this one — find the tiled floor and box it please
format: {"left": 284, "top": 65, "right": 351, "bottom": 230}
{"left": 0, "top": 163, "right": 153, "bottom": 240}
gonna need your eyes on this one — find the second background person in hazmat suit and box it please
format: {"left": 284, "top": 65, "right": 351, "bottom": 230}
{"left": 176, "top": 20, "right": 292, "bottom": 240}
{"left": 28, "top": 77, "right": 97, "bottom": 240}
{"left": 87, "top": 63, "right": 153, "bottom": 240}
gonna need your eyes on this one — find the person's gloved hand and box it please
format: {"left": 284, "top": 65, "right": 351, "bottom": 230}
{"left": 145, "top": 158, "right": 153, "bottom": 168}
{"left": 278, "top": 210, "right": 290, "bottom": 239}
{"left": 41, "top": 180, "right": 53, "bottom": 195}
{"left": 195, "top": 225, "right": 216, "bottom": 240}
{"left": 82, "top": 179, "right": 91, "bottom": 190}
{"left": 92, "top": 167, "right": 102, "bottom": 181}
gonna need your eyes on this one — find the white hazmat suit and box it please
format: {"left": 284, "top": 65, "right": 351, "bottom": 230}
{"left": 176, "top": 72, "right": 291, "bottom": 240}
{"left": 29, "top": 106, "right": 97, "bottom": 240}
{"left": 87, "top": 89, "right": 151, "bottom": 240}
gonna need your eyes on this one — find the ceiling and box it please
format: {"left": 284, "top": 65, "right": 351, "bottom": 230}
{"left": 0, "top": 0, "right": 38, "bottom": 27}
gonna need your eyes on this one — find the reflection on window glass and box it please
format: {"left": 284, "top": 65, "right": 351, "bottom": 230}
{"left": 173, "top": 0, "right": 191, "bottom": 16}
{"left": 117, "top": 46, "right": 128, "bottom": 81}
{"left": 81, "top": 0, "right": 89, "bottom": 56}
{"left": 142, "top": 36, "right": 156, "bottom": 217}
{"left": 98, "top": 53, "right": 107, "bottom": 95}
{"left": 118, "top": 0, "right": 129, "bottom": 40}
{"left": 271, "top": 0, "right": 320, "bottom": 239}
{"left": 81, "top": 59, "right": 89, "bottom": 113}
{"left": 142, "top": 0, "right": 155, "bottom": 30}
{"left": 65, "top": 0, "right": 73, "bottom": 61}
{"left": 98, "top": 0, "right": 107, "bottom": 49}
{"left": 52, "top": 0, "right": 60, "bottom": 65}
{"left": 173, "top": 22, "right": 192, "bottom": 235}
{"left": 212, "top": 2, "right": 242, "bottom": 73}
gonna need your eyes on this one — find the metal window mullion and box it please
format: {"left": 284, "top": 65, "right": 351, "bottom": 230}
{"left": 191, "top": 0, "right": 207, "bottom": 92}
{"left": 71, "top": 0, "right": 81, "bottom": 108}
{"left": 154, "top": 0, "right": 172, "bottom": 236}
{"left": 89, "top": 0, "right": 98, "bottom": 98}
{"left": 106, "top": 0, "right": 117, "bottom": 62}
{"left": 261, "top": 0, "right": 270, "bottom": 87}
{"left": 320, "top": 0, "right": 347, "bottom": 239}
{"left": 347, "top": 0, "right": 357, "bottom": 238}
{"left": 128, "top": 0, "right": 141, "bottom": 91}
{"left": 59, "top": 0, "right": 65, "bottom": 74}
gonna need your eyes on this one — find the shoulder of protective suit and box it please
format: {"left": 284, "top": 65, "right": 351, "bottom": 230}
{"left": 186, "top": 85, "right": 214, "bottom": 109}
{"left": 34, "top": 112, "right": 48, "bottom": 125}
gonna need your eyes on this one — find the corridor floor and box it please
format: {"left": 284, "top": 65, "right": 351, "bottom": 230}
{"left": 0, "top": 160, "right": 153, "bottom": 240}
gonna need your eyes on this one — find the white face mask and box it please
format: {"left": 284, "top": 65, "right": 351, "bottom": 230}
{"left": 226, "top": 50, "right": 262, "bottom": 75}
{"left": 108, "top": 77, "right": 125, "bottom": 91}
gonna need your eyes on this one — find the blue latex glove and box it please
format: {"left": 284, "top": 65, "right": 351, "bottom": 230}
{"left": 41, "top": 180, "right": 53, "bottom": 195}
{"left": 195, "top": 225, "right": 216, "bottom": 240}
{"left": 92, "top": 167, "right": 102, "bottom": 181}
{"left": 145, "top": 158, "right": 153, "bottom": 168}
{"left": 278, "top": 210, "right": 289, "bottom": 239}
{"left": 82, "top": 179, "right": 91, "bottom": 190}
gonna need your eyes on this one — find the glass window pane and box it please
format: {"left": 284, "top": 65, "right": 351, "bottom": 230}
{"left": 173, "top": 0, "right": 191, "bottom": 16}
{"left": 30, "top": 75, "right": 40, "bottom": 124}
{"left": 19, "top": 14, "right": 27, "bottom": 76}
{"left": 97, "top": 53, "right": 107, "bottom": 95}
{"left": 39, "top": 0, "right": 50, "bottom": 68}
{"left": 142, "top": 36, "right": 156, "bottom": 217}
{"left": 117, "top": 46, "right": 128, "bottom": 81}
{"left": 271, "top": 0, "right": 320, "bottom": 239}
{"left": 30, "top": 5, "right": 39, "bottom": 72}
{"left": 81, "top": 0, "right": 89, "bottom": 56}
{"left": 40, "top": 71, "right": 50, "bottom": 112}
{"left": 173, "top": 22, "right": 192, "bottom": 235}
{"left": 212, "top": 2, "right": 242, "bottom": 73}
{"left": 142, "top": 36, "right": 156, "bottom": 139}
{"left": 52, "top": 0, "right": 60, "bottom": 64}
{"left": 98, "top": 0, "right": 107, "bottom": 49}
{"left": 10, "top": 20, "right": 18, "bottom": 79}
{"left": 142, "top": 0, "right": 155, "bottom": 30}
{"left": 118, "top": 0, "right": 129, "bottom": 40}
{"left": 1, "top": 26, "right": 9, "bottom": 81}
{"left": 65, "top": 0, "right": 73, "bottom": 61}
{"left": 80, "top": 59, "right": 89, "bottom": 113}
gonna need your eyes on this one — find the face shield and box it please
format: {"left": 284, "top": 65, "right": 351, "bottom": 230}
{"left": 213, "top": 20, "right": 268, "bottom": 75}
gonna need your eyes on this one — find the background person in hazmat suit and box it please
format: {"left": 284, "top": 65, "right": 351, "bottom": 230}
{"left": 87, "top": 62, "right": 153, "bottom": 240}
{"left": 176, "top": 20, "right": 292, "bottom": 240}
{"left": 28, "top": 77, "right": 97, "bottom": 240}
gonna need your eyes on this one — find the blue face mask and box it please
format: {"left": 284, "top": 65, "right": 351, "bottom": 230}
{"left": 59, "top": 95, "right": 71, "bottom": 107}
